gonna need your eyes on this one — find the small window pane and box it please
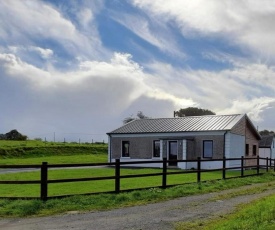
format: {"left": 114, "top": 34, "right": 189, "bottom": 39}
{"left": 153, "top": 141, "right": 160, "bottom": 158}
{"left": 203, "top": 140, "right": 213, "bottom": 158}
{"left": 122, "top": 141, "right": 130, "bottom": 157}
{"left": 253, "top": 145, "right": 257, "bottom": 156}
{"left": 245, "top": 144, "right": 249, "bottom": 156}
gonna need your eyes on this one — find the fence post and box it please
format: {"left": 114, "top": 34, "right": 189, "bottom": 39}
{"left": 266, "top": 157, "right": 269, "bottom": 172}
{"left": 115, "top": 159, "right": 120, "bottom": 193}
{"left": 274, "top": 158, "right": 275, "bottom": 172}
{"left": 257, "top": 156, "right": 260, "bottom": 175}
{"left": 222, "top": 157, "right": 226, "bottom": 179}
{"left": 241, "top": 156, "right": 244, "bottom": 177}
{"left": 162, "top": 158, "right": 167, "bottom": 189}
{"left": 40, "top": 162, "right": 48, "bottom": 201}
{"left": 197, "top": 157, "right": 201, "bottom": 183}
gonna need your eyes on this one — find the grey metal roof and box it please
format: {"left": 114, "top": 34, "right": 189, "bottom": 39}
{"left": 259, "top": 135, "right": 274, "bottom": 148}
{"left": 108, "top": 114, "right": 245, "bottom": 134}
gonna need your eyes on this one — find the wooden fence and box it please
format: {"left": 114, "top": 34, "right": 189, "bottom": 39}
{"left": 0, "top": 156, "right": 274, "bottom": 201}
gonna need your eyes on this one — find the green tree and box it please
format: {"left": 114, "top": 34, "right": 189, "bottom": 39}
{"left": 4, "top": 129, "right": 28, "bottom": 140}
{"left": 123, "top": 111, "right": 149, "bottom": 124}
{"left": 259, "top": 130, "right": 275, "bottom": 136}
{"left": 174, "top": 107, "right": 215, "bottom": 117}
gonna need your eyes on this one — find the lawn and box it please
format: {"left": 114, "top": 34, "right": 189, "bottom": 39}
{"left": 0, "top": 166, "right": 265, "bottom": 198}
{"left": 0, "top": 172, "right": 274, "bottom": 218}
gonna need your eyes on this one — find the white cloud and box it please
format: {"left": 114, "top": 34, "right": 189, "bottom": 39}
{"left": 0, "top": 51, "right": 199, "bottom": 139}
{"left": 110, "top": 11, "right": 186, "bottom": 58}
{"left": 143, "top": 58, "right": 275, "bottom": 123}
{"left": 1, "top": 49, "right": 275, "bottom": 136}
{"left": 1, "top": 0, "right": 275, "bottom": 138}
{"left": 131, "top": 0, "right": 275, "bottom": 62}
{"left": 0, "top": 51, "right": 188, "bottom": 113}
{"left": 0, "top": 0, "right": 108, "bottom": 62}
{"left": 29, "top": 47, "right": 54, "bottom": 59}
{"left": 219, "top": 97, "right": 275, "bottom": 122}
{"left": 8, "top": 46, "right": 54, "bottom": 59}
{"left": 77, "top": 8, "right": 94, "bottom": 29}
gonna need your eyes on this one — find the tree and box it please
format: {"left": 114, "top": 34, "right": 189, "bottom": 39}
{"left": 174, "top": 107, "right": 215, "bottom": 117}
{"left": 4, "top": 129, "right": 28, "bottom": 140}
{"left": 259, "top": 130, "right": 275, "bottom": 136}
{"left": 123, "top": 111, "right": 149, "bottom": 124}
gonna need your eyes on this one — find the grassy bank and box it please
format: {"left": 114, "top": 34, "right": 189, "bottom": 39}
{"left": 0, "top": 140, "right": 108, "bottom": 159}
{"left": 208, "top": 195, "right": 275, "bottom": 230}
{"left": 175, "top": 189, "right": 275, "bottom": 230}
{"left": 0, "top": 154, "right": 107, "bottom": 165}
{"left": 0, "top": 172, "right": 274, "bottom": 217}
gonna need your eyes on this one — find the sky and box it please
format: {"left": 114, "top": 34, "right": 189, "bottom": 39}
{"left": 1, "top": 0, "right": 275, "bottom": 142}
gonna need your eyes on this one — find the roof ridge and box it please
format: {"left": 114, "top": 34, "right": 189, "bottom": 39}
{"left": 137, "top": 114, "right": 243, "bottom": 120}
{"left": 108, "top": 114, "right": 245, "bottom": 134}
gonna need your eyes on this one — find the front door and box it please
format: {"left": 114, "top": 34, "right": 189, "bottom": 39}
{"left": 168, "top": 141, "right": 178, "bottom": 166}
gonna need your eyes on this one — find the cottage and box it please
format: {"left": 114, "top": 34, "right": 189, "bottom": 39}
{"left": 107, "top": 114, "right": 261, "bottom": 169}
{"left": 259, "top": 135, "right": 275, "bottom": 166}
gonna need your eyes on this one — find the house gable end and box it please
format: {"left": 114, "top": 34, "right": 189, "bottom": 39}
{"left": 230, "top": 115, "right": 246, "bottom": 136}
{"left": 230, "top": 114, "right": 261, "bottom": 140}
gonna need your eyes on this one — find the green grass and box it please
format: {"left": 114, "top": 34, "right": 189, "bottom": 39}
{"left": 0, "top": 140, "right": 105, "bottom": 148}
{"left": 0, "top": 154, "right": 107, "bottom": 165}
{"left": 210, "top": 194, "right": 275, "bottom": 230}
{"left": 0, "top": 167, "right": 269, "bottom": 197}
{"left": 0, "top": 173, "right": 274, "bottom": 217}
{"left": 175, "top": 190, "right": 275, "bottom": 230}
{"left": 0, "top": 140, "right": 108, "bottom": 158}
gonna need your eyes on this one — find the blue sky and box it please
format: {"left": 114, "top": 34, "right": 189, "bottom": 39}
{"left": 1, "top": 0, "right": 275, "bottom": 142}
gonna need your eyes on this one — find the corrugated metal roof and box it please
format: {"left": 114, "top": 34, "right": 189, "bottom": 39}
{"left": 108, "top": 114, "right": 245, "bottom": 134}
{"left": 259, "top": 135, "right": 274, "bottom": 148}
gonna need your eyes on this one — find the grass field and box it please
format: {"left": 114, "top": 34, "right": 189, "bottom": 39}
{"left": 0, "top": 140, "right": 105, "bottom": 147}
{"left": 175, "top": 189, "right": 275, "bottom": 230}
{"left": 0, "top": 140, "right": 108, "bottom": 158}
{"left": 1, "top": 140, "right": 275, "bottom": 229}
{"left": 0, "top": 154, "right": 107, "bottom": 165}
{"left": 0, "top": 166, "right": 265, "bottom": 197}
{"left": 0, "top": 172, "right": 274, "bottom": 218}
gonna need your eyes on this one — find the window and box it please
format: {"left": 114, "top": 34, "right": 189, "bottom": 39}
{"left": 253, "top": 145, "right": 257, "bottom": 156}
{"left": 203, "top": 140, "right": 213, "bottom": 158}
{"left": 245, "top": 144, "right": 249, "bottom": 156}
{"left": 153, "top": 140, "right": 160, "bottom": 158}
{"left": 122, "top": 141, "right": 130, "bottom": 157}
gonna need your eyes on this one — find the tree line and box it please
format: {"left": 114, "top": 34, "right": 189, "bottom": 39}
{"left": 123, "top": 107, "right": 215, "bottom": 124}
{"left": 0, "top": 129, "right": 28, "bottom": 141}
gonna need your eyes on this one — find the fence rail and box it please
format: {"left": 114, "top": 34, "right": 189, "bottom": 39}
{"left": 0, "top": 156, "right": 274, "bottom": 201}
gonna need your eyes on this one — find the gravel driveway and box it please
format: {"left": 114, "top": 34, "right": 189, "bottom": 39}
{"left": 0, "top": 182, "right": 274, "bottom": 230}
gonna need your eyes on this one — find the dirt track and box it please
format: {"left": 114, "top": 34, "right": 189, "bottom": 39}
{"left": 0, "top": 182, "right": 275, "bottom": 230}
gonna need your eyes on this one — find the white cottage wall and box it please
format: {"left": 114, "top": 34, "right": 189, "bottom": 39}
{"left": 225, "top": 132, "right": 245, "bottom": 168}
{"left": 259, "top": 148, "right": 271, "bottom": 166}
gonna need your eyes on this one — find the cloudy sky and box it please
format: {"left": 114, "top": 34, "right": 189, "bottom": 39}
{"left": 1, "top": 0, "right": 275, "bottom": 142}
